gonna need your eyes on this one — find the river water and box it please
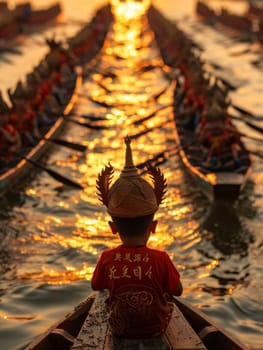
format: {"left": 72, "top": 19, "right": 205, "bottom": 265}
{"left": 0, "top": 1, "right": 262, "bottom": 349}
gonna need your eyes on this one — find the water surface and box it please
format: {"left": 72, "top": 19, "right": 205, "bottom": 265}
{"left": 0, "top": 1, "right": 263, "bottom": 349}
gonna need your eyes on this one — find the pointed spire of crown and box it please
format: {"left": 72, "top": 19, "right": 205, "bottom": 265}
{"left": 120, "top": 135, "right": 139, "bottom": 178}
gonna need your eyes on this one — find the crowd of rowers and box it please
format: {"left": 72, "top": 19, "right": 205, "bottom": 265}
{"left": 147, "top": 6, "right": 247, "bottom": 170}
{"left": 0, "top": 40, "right": 76, "bottom": 168}
{"left": 0, "top": 3, "right": 113, "bottom": 170}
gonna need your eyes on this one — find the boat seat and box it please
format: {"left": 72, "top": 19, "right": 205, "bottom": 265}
{"left": 70, "top": 291, "right": 208, "bottom": 350}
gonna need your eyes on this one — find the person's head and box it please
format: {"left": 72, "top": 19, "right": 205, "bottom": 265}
{"left": 96, "top": 136, "right": 167, "bottom": 239}
{"left": 109, "top": 214, "right": 157, "bottom": 239}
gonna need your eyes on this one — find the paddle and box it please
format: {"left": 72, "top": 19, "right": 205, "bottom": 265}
{"left": 130, "top": 127, "right": 155, "bottom": 140}
{"left": 93, "top": 80, "right": 171, "bottom": 103}
{"left": 133, "top": 104, "right": 173, "bottom": 126}
{"left": 136, "top": 63, "right": 162, "bottom": 74}
{"left": 136, "top": 145, "right": 182, "bottom": 171}
{"left": 86, "top": 84, "right": 171, "bottom": 108}
{"left": 46, "top": 108, "right": 107, "bottom": 122}
{"left": 15, "top": 153, "right": 84, "bottom": 189}
{"left": 45, "top": 111, "right": 109, "bottom": 129}
{"left": 240, "top": 133, "right": 263, "bottom": 144}
{"left": 231, "top": 104, "right": 263, "bottom": 121}
{"left": 86, "top": 95, "right": 114, "bottom": 108}
{"left": 130, "top": 118, "right": 174, "bottom": 140}
{"left": 0, "top": 55, "right": 14, "bottom": 64}
{"left": 5, "top": 47, "right": 23, "bottom": 55}
{"left": 149, "top": 82, "right": 173, "bottom": 102}
{"left": 78, "top": 113, "right": 107, "bottom": 121}
{"left": 230, "top": 115, "right": 263, "bottom": 134}
{"left": 249, "top": 149, "right": 263, "bottom": 159}
{"left": 84, "top": 66, "right": 118, "bottom": 79}
{"left": 136, "top": 151, "right": 167, "bottom": 169}
{"left": 65, "top": 116, "right": 109, "bottom": 130}
{"left": 36, "top": 137, "right": 86, "bottom": 152}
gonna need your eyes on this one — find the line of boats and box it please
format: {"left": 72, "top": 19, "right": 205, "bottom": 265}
{"left": 0, "top": 1, "right": 258, "bottom": 204}
{"left": 0, "top": 3, "right": 256, "bottom": 350}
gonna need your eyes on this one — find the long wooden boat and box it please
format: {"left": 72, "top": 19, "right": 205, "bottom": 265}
{"left": 147, "top": 5, "right": 252, "bottom": 203}
{"left": 0, "top": 66, "right": 82, "bottom": 195}
{"left": 172, "top": 84, "right": 252, "bottom": 203}
{"left": 22, "top": 2, "right": 62, "bottom": 28}
{"left": 67, "top": 4, "right": 113, "bottom": 65}
{"left": 24, "top": 290, "right": 250, "bottom": 350}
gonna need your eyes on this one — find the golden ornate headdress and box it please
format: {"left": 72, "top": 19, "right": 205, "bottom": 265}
{"left": 96, "top": 136, "right": 167, "bottom": 218}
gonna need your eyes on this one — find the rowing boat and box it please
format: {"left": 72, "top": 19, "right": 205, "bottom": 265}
{"left": 172, "top": 84, "right": 252, "bottom": 203}
{"left": 147, "top": 5, "right": 252, "bottom": 203}
{"left": 22, "top": 2, "right": 62, "bottom": 29}
{"left": 24, "top": 290, "right": 249, "bottom": 350}
{"left": 67, "top": 4, "right": 113, "bottom": 65}
{"left": 0, "top": 66, "right": 82, "bottom": 196}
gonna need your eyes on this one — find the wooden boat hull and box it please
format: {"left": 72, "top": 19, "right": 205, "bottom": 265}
{"left": 172, "top": 88, "right": 252, "bottom": 203}
{"left": 24, "top": 291, "right": 250, "bottom": 350}
{"left": 24, "top": 3, "right": 62, "bottom": 27}
{"left": 146, "top": 5, "right": 253, "bottom": 202}
{"left": 0, "top": 67, "right": 82, "bottom": 195}
{"left": 177, "top": 147, "right": 250, "bottom": 203}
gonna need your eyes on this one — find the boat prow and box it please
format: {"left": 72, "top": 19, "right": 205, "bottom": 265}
{"left": 24, "top": 290, "right": 250, "bottom": 350}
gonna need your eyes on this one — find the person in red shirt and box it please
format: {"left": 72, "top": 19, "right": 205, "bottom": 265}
{"left": 92, "top": 136, "right": 183, "bottom": 339}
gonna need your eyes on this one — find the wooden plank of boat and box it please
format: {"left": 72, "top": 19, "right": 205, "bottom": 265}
{"left": 24, "top": 290, "right": 249, "bottom": 350}
{"left": 0, "top": 66, "right": 82, "bottom": 195}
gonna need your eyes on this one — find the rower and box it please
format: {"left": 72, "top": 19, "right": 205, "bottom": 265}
{"left": 0, "top": 91, "right": 21, "bottom": 166}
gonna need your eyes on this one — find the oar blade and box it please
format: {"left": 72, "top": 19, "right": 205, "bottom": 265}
{"left": 16, "top": 154, "right": 84, "bottom": 189}
{"left": 44, "top": 167, "right": 84, "bottom": 189}
{"left": 65, "top": 117, "right": 108, "bottom": 130}
{"left": 50, "top": 138, "right": 87, "bottom": 152}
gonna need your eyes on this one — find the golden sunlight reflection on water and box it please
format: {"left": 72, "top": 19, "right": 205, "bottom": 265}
{"left": 110, "top": 0, "right": 151, "bottom": 21}
{"left": 1, "top": 1, "right": 263, "bottom": 349}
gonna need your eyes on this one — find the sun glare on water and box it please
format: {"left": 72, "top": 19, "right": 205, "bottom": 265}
{"left": 110, "top": 0, "right": 151, "bottom": 21}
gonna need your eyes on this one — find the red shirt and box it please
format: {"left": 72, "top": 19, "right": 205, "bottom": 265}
{"left": 92, "top": 245, "right": 181, "bottom": 338}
